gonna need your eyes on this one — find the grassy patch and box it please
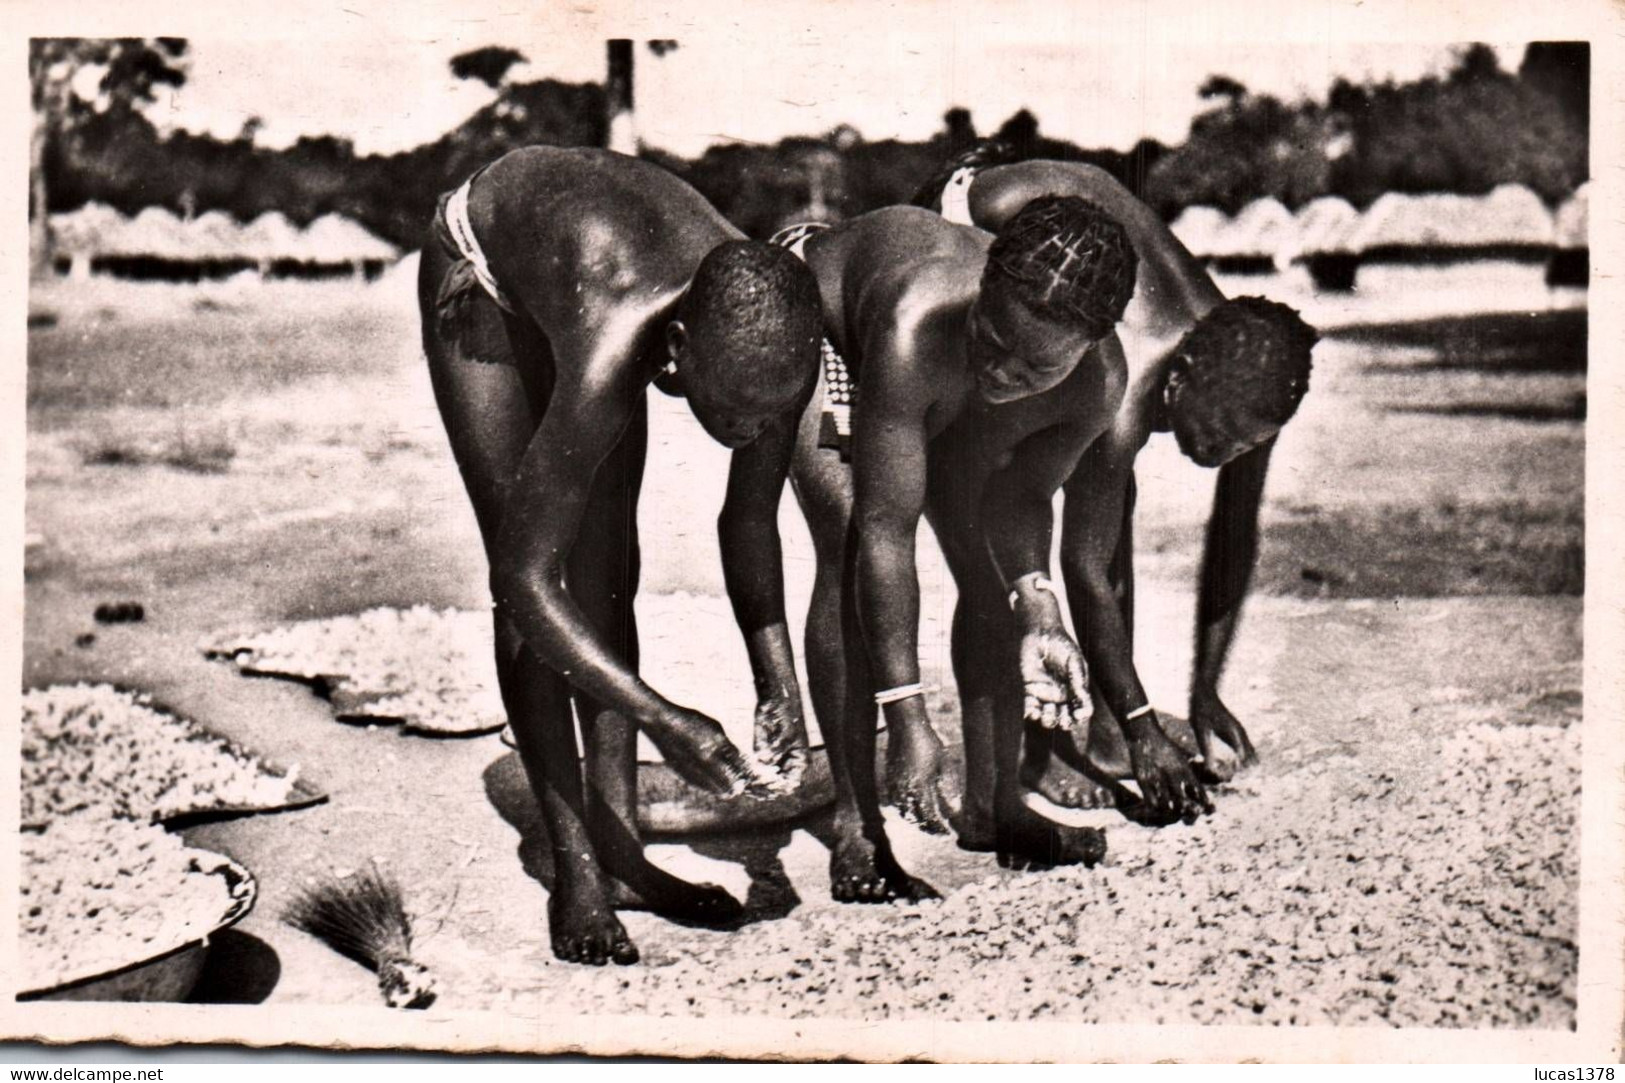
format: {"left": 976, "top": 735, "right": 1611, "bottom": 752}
{"left": 27, "top": 292, "right": 409, "bottom": 414}
{"left": 1332, "top": 310, "right": 1587, "bottom": 375}
{"left": 1386, "top": 396, "right": 1586, "bottom": 423}
{"left": 1141, "top": 501, "right": 1583, "bottom": 598}
{"left": 1258, "top": 503, "right": 1583, "bottom": 597}
{"left": 78, "top": 425, "right": 238, "bottom": 474}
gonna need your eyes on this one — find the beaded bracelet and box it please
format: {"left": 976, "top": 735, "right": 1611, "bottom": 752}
{"left": 874, "top": 682, "right": 935, "bottom": 706}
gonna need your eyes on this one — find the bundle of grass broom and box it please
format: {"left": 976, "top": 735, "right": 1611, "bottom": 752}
{"left": 284, "top": 865, "right": 438, "bottom": 1009}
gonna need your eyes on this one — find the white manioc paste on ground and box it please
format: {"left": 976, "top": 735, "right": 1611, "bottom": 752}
{"left": 21, "top": 684, "right": 311, "bottom": 827}
{"left": 18, "top": 815, "right": 241, "bottom": 994}
{"left": 202, "top": 606, "right": 505, "bottom": 735}
{"left": 519, "top": 720, "right": 1578, "bottom": 1028}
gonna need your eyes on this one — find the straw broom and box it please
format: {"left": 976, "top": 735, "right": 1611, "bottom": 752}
{"left": 283, "top": 866, "right": 438, "bottom": 1009}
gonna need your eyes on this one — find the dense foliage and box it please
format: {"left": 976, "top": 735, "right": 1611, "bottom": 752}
{"left": 35, "top": 40, "right": 1588, "bottom": 250}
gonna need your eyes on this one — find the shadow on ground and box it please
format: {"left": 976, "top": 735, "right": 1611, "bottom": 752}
{"left": 481, "top": 752, "right": 830, "bottom": 925}
{"left": 188, "top": 930, "right": 281, "bottom": 1005}
{"left": 1334, "top": 310, "right": 1587, "bottom": 374}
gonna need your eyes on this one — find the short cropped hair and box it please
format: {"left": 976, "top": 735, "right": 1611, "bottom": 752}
{"left": 908, "top": 138, "right": 1021, "bottom": 210}
{"left": 678, "top": 240, "right": 823, "bottom": 407}
{"left": 1175, "top": 296, "right": 1318, "bottom": 424}
{"left": 982, "top": 195, "right": 1138, "bottom": 340}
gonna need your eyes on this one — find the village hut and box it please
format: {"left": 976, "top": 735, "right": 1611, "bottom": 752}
{"left": 1206, "top": 197, "right": 1295, "bottom": 274}
{"left": 294, "top": 214, "right": 401, "bottom": 280}
{"left": 1548, "top": 182, "right": 1589, "bottom": 288}
{"left": 241, "top": 212, "right": 303, "bottom": 276}
{"left": 83, "top": 205, "right": 197, "bottom": 280}
{"left": 47, "top": 202, "right": 123, "bottom": 280}
{"left": 1168, "top": 205, "right": 1229, "bottom": 262}
{"left": 1290, "top": 196, "right": 1360, "bottom": 291}
{"left": 1350, "top": 186, "right": 1553, "bottom": 264}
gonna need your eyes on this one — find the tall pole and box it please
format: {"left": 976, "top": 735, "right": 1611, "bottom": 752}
{"left": 29, "top": 47, "right": 65, "bottom": 280}
{"left": 606, "top": 39, "right": 636, "bottom": 154}
{"left": 30, "top": 110, "right": 51, "bottom": 278}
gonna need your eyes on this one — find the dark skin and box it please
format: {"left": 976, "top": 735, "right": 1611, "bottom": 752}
{"left": 936, "top": 159, "right": 1277, "bottom": 811}
{"left": 418, "top": 147, "right": 815, "bottom": 965}
{"left": 787, "top": 206, "right": 1135, "bottom": 894}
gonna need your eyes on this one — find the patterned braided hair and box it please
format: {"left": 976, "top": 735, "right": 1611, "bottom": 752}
{"left": 1174, "top": 296, "right": 1318, "bottom": 425}
{"left": 981, "top": 195, "right": 1139, "bottom": 341}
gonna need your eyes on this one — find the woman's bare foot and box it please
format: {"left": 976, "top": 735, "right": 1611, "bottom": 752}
{"left": 958, "top": 802, "right": 1108, "bottom": 869}
{"left": 607, "top": 859, "right": 744, "bottom": 925}
{"left": 548, "top": 871, "right": 639, "bottom": 966}
{"left": 829, "top": 825, "right": 939, "bottom": 903}
{"left": 1022, "top": 758, "right": 1118, "bottom": 809}
{"left": 1020, "top": 727, "right": 1118, "bottom": 809}
{"left": 1083, "top": 711, "right": 1134, "bottom": 779}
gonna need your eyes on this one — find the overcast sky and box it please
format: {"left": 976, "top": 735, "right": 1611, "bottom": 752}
{"left": 141, "top": 31, "right": 1527, "bottom": 159}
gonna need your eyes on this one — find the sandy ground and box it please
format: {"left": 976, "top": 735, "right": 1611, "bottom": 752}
{"left": 20, "top": 265, "right": 1584, "bottom": 1029}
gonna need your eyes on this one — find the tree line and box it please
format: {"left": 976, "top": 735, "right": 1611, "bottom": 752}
{"left": 31, "top": 39, "right": 1588, "bottom": 259}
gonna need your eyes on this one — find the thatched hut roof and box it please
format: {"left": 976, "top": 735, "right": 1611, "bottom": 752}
{"left": 1481, "top": 184, "right": 1555, "bottom": 246}
{"left": 185, "top": 210, "right": 245, "bottom": 260}
{"left": 1290, "top": 196, "right": 1359, "bottom": 258}
{"left": 115, "top": 206, "right": 189, "bottom": 259}
{"left": 1553, "top": 182, "right": 1589, "bottom": 250}
{"left": 49, "top": 202, "right": 124, "bottom": 254}
{"left": 1168, "top": 205, "right": 1229, "bottom": 259}
{"left": 1350, "top": 187, "right": 1553, "bottom": 252}
{"left": 296, "top": 214, "right": 400, "bottom": 263}
{"left": 1208, "top": 197, "right": 1295, "bottom": 259}
{"left": 242, "top": 212, "right": 302, "bottom": 260}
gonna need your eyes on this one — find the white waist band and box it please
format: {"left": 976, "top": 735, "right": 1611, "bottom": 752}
{"left": 940, "top": 167, "right": 977, "bottom": 226}
{"left": 446, "top": 178, "right": 514, "bottom": 313}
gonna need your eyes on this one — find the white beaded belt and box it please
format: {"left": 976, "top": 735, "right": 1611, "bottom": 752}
{"left": 445, "top": 178, "right": 515, "bottom": 314}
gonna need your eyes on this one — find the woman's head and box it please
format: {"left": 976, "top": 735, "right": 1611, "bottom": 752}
{"left": 967, "top": 195, "right": 1138, "bottom": 403}
{"left": 668, "top": 241, "right": 823, "bottom": 447}
{"left": 1163, "top": 296, "right": 1317, "bottom": 467}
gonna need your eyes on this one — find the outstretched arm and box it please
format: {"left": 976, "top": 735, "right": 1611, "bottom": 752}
{"left": 490, "top": 372, "right": 652, "bottom": 712}
{"left": 1058, "top": 432, "right": 1152, "bottom": 727}
{"left": 719, "top": 399, "right": 813, "bottom": 782}
{"left": 848, "top": 328, "right": 956, "bottom": 830}
{"left": 1188, "top": 436, "right": 1276, "bottom": 773}
{"left": 1060, "top": 430, "right": 1211, "bottom": 821}
{"left": 851, "top": 355, "right": 933, "bottom": 733}
{"left": 982, "top": 419, "right": 1100, "bottom": 731}
{"left": 490, "top": 363, "right": 764, "bottom": 800}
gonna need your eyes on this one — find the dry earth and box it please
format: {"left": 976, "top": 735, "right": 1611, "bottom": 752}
{"left": 20, "top": 266, "right": 1585, "bottom": 1030}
